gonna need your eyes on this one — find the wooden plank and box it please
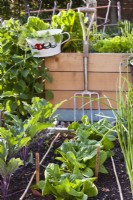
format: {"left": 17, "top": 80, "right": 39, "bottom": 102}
{"left": 44, "top": 53, "right": 132, "bottom": 111}
{"left": 44, "top": 53, "right": 83, "bottom": 72}
{"left": 45, "top": 72, "right": 84, "bottom": 90}
{"left": 45, "top": 91, "right": 119, "bottom": 110}
{"left": 44, "top": 53, "right": 131, "bottom": 72}
{"left": 45, "top": 72, "right": 130, "bottom": 91}
{"left": 89, "top": 53, "right": 130, "bottom": 72}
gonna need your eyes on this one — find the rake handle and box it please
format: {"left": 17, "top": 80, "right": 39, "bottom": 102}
{"left": 78, "top": 7, "right": 96, "bottom": 91}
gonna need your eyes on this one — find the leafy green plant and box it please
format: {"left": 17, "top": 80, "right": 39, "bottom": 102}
{"left": 0, "top": 157, "right": 23, "bottom": 200}
{"left": 0, "top": 127, "right": 30, "bottom": 159}
{"left": 0, "top": 18, "right": 52, "bottom": 117}
{"left": 56, "top": 140, "right": 108, "bottom": 175}
{"left": 68, "top": 115, "right": 116, "bottom": 153}
{"left": 51, "top": 9, "right": 87, "bottom": 52}
{"left": 55, "top": 116, "right": 116, "bottom": 177}
{"left": 31, "top": 115, "right": 116, "bottom": 199}
{"left": 0, "top": 138, "right": 23, "bottom": 199}
{"left": 92, "top": 20, "right": 133, "bottom": 53}
{"left": 0, "top": 96, "right": 65, "bottom": 197}
{"left": 2, "top": 97, "right": 66, "bottom": 163}
{"left": 2, "top": 97, "right": 59, "bottom": 158}
{"left": 35, "top": 163, "right": 98, "bottom": 200}
{"left": 92, "top": 35, "right": 133, "bottom": 53}
{"left": 25, "top": 16, "right": 50, "bottom": 32}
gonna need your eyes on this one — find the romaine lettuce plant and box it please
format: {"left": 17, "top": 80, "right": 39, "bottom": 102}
{"left": 35, "top": 163, "right": 98, "bottom": 200}
{"left": 55, "top": 115, "right": 116, "bottom": 175}
{"left": 68, "top": 115, "right": 116, "bottom": 153}
{"left": 31, "top": 115, "right": 116, "bottom": 199}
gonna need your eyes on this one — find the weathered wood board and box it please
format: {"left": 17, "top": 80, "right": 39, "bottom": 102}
{"left": 44, "top": 53, "right": 132, "bottom": 110}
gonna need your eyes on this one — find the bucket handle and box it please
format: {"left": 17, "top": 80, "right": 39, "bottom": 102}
{"left": 61, "top": 32, "right": 70, "bottom": 45}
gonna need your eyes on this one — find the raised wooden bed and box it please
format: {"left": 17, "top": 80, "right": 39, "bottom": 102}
{"left": 44, "top": 53, "right": 132, "bottom": 120}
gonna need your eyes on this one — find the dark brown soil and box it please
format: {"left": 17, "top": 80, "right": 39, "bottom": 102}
{"left": 0, "top": 133, "right": 132, "bottom": 200}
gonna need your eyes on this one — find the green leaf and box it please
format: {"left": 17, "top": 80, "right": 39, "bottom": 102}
{"left": 19, "top": 137, "right": 31, "bottom": 148}
{"left": 101, "top": 137, "right": 114, "bottom": 150}
{"left": 88, "top": 151, "right": 107, "bottom": 171}
{"left": 1, "top": 91, "right": 18, "bottom": 98}
{"left": 6, "top": 100, "right": 17, "bottom": 112}
{"left": 18, "top": 80, "right": 27, "bottom": 91}
{"left": 34, "top": 82, "right": 43, "bottom": 93}
{"left": 27, "top": 16, "right": 49, "bottom": 31}
{"left": 45, "top": 163, "right": 62, "bottom": 180}
{"left": 6, "top": 157, "right": 23, "bottom": 175}
{"left": 99, "top": 165, "right": 108, "bottom": 174}
{"left": 83, "top": 179, "right": 98, "bottom": 197}
{"left": 45, "top": 90, "right": 54, "bottom": 100}
{"left": 54, "top": 178, "right": 84, "bottom": 198}
{"left": 82, "top": 115, "right": 90, "bottom": 125}
{"left": 82, "top": 167, "right": 94, "bottom": 178}
{"left": 77, "top": 145, "right": 97, "bottom": 162}
{"left": 27, "top": 122, "right": 55, "bottom": 138}
{"left": 0, "top": 158, "right": 6, "bottom": 176}
{"left": 68, "top": 122, "right": 79, "bottom": 131}
{"left": 0, "top": 140, "right": 8, "bottom": 160}
{"left": 22, "top": 69, "right": 30, "bottom": 78}
{"left": 0, "top": 157, "right": 23, "bottom": 177}
{"left": 12, "top": 55, "right": 23, "bottom": 63}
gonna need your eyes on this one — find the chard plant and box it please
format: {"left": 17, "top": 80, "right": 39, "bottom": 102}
{"left": 51, "top": 9, "right": 87, "bottom": 52}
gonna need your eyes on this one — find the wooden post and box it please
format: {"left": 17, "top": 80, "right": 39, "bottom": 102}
{"left": 35, "top": 152, "right": 40, "bottom": 184}
{"left": 117, "top": 1, "right": 122, "bottom": 22}
{"left": 111, "top": 0, "right": 117, "bottom": 24}
{"left": 103, "top": 0, "right": 111, "bottom": 33}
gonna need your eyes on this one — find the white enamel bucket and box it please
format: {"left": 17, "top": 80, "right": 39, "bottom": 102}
{"left": 26, "top": 29, "right": 70, "bottom": 57}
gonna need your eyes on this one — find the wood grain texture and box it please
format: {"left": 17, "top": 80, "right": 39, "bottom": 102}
{"left": 44, "top": 53, "right": 132, "bottom": 110}
{"left": 45, "top": 91, "right": 119, "bottom": 109}
{"left": 44, "top": 53, "right": 131, "bottom": 72}
{"left": 45, "top": 72, "right": 130, "bottom": 91}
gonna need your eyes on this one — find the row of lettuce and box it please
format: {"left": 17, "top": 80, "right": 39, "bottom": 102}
{"left": 34, "top": 116, "right": 116, "bottom": 199}
{"left": 0, "top": 99, "right": 116, "bottom": 199}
